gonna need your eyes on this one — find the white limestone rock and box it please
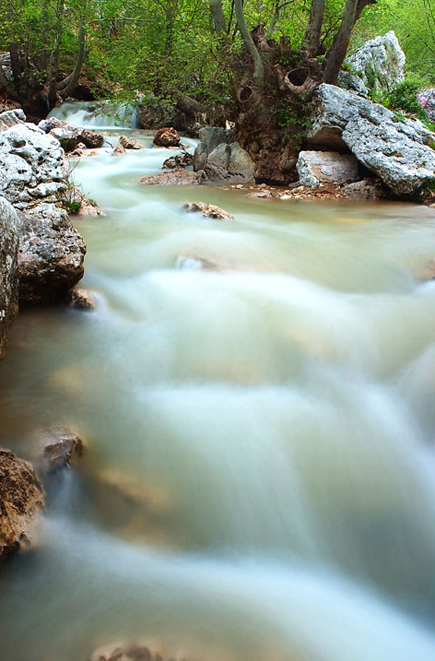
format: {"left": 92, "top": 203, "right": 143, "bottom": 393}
{"left": 346, "top": 31, "right": 405, "bottom": 91}
{"left": 297, "top": 151, "right": 360, "bottom": 188}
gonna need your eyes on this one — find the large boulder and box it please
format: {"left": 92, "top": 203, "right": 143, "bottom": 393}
{"left": 296, "top": 151, "right": 360, "bottom": 188}
{"left": 417, "top": 89, "right": 435, "bottom": 122}
{"left": 18, "top": 203, "right": 86, "bottom": 304}
{"left": 0, "top": 196, "right": 21, "bottom": 359}
{"left": 307, "top": 84, "right": 435, "bottom": 197}
{"left": 0, "top": 123, "right": 68, "bottom": 207}
{"left": 205, "top": 142, "right": 255, "bottom": 184}
{"left": 0, "top": 120, "right": 86, "bottom": 303}
{"left": 346, "top": 31, "right": 405, "bottom": 91}
{"left": 0, "top": 449, "right": 45, "bottom": 561}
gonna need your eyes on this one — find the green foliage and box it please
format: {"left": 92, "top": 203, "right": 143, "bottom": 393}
{"left": 64, "top": 198, "right": 82, "bottom": 214}
{"left": 387, "top": 78, "right": 423, "bottom": 114}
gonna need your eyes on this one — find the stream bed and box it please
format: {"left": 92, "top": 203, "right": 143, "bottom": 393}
{"left": 1, "top": 120, "right": 435, "bottom": 661}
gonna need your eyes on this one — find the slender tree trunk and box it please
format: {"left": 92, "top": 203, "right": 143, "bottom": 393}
{"left": 234, "top": 0, "right": 264, "bottom": 80}
{"left": 323, "top": 0, "right": 376, "bottom": 84}
{"left": 58, "top": 23, "right": 87, "bottom": 99}
{"left": 302, "top": 0, "right": 326, "bottom": 56}
{"left": 208, "top": 0, "right": 227, "bottom": 33}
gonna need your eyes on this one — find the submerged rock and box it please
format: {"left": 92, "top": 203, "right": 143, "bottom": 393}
{"left": 162, "top": 152, "right": 193, "bottom": 169}
{"left": 140, "top": 169, "right": 202, "bottom": 186}
{"left": 0, "top": 449, "right": 45, "bottom": 561}
{"left": 67, "top": 287, "right": 97, "bottom": 310}
{"left": 346, "top": 31, "right": 405, "bottom": 91}
{"left": 308, "top": 84, "right": 435, "bottom": 197}
{"left": 40, "top": 427, "right": 85, "bottom": 473}
{"left": 119, "top": 135, "right": 142, "bottom": 150}
{"left": 296, "top": 151, "right": 360, "bottom": 188}
{"left": 183, "top": 201, "right": 235, "bottom": 220}
{"left": 90, "top": 643, "right": 195, "bottom": 661}
{"left": 153, "top": 127, "right": 180, "bottom": 148}
{"left": 0, "top": 196, "right": 21, "bottom": 360}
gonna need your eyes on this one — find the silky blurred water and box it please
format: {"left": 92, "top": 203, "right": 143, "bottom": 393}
{"left": 1, "top": 107, "right": 435, "bottom": 661}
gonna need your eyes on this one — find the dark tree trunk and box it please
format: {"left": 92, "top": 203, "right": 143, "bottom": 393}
{"left": 302, "top": 0, "right": 326, "bottom": 57}
{"left": 323, "top": 0, "right": 377, "bottom": 84}
{"left": 208, "top": 0, "right": 227, "bottom": 33}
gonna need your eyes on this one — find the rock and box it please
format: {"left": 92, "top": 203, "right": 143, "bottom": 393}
{"left": 337, "top": 71, "right": 368, "bottom": 97}
{"left": 417, "top": 89, "right": 435, "bottom": 122}
{"left": 112, "top": 144, "right": 126, "bottom": 157}
{"left": 140, "top": 169, "right": 202, "bottom": 186}
{"left": 0, "top": 120, "right": 87, "bottom": 302}
{"left": 308, "top": 84, "right": 435, "bottom": 197}
{"left": 198, "top": 126, "right": 234, "bottom": 154}
{"left": 162, "top": 152, "right": 193, "bottom": 169}
{"left": 205, "top": 142, "right": 255, "bottom": 184}
{"left": 176, "top": 255, "right": 225, "bottom": 271}
{"left": 80, "top": 129, "right": 104, "bottom": 149}
{"left": 68, "top": 142, "right": 87, "bottom": 158}
{"left": 138, "top": 95, "right": 177, "bottom": 130}
{"left": 346, "top": 31, "right": 405, "bottom": 91}
{"left": 193, "top": 127, "right": 235, "bottom": 175}
{"left": 0, "top": 109, "right": 26, "bottom": 132}
{"left": 0, "top": 197, "right": 21, "bottom": 360}
{"left": 296, "top": 151, "right": 360, "bottom": 188}
{"left": 153, "top": 127, "right": 180, "bottom": 147}
{"left": 68, "top": 188, "right": 105, "bottom": 216}
{"left": 119, "top": 135, "right": 142, "bottom": 150}
{"left": 183, "top": 201, "right": 235, "bottom": 220}
{"left": 89, "top": 643, "right": 188, "bottom": 661}
{"left": 342, "top": 116, "right": 435, "bottom": 197}
{"left": 40, "top": 427, "right": 84, "bottom": 473}
{"left": 67, "top": 287, "right": 97, "bottom": 310}
{"left": 0, "top": 123, "right": 68, "bottom": 207}
{"left": 0, "top": 449, "right": 45, "bottom": 561}
{"left": 38, "top": 117, "right": 104, "bottom": 151}
{"left": 193, "top": 142, "right": 208, "bottom": 171}
{"left": 342, "top": 178, "right": 385, "bottom": 199}
{"left": 18, "top": 203, "right": 86, "bottom": 305}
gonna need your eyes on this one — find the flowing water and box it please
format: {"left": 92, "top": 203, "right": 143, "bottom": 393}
{"left": 1, "top": 103, "right": 435, "bottom": 661}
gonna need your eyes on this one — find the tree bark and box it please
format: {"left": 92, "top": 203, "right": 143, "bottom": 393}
{"left": 234, "top": 0, "right": 264, "bottom": 80}
{"left": 58, "top": 23, "right": 87, "bottom": 99}
{"left": 323, "top": 0, "right": 376, "bottom": 84}
{"left": 302, "top": 0, "right": 326, "bottom": 57}
{"left": 208, "top": 0, "right": 227, "bottom": 33}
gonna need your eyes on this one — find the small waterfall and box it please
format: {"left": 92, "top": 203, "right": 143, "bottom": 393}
{"left": 48, "top": 100, "right": 140, "bottom": 129}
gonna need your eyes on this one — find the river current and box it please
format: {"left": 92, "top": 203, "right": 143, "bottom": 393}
{"left": 0, "top": 106, "right": 435, "bottom": 661}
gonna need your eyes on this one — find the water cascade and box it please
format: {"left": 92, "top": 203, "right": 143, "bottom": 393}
{"left": 48, "top": 100, "right": 140, "bottom": 129}
{"left": 0, "top": 105, "right": 435, "bottom": 661}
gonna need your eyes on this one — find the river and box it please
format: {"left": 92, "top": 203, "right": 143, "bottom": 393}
{"left": 0, "top": 105, "right": 435, "bottom": 661}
